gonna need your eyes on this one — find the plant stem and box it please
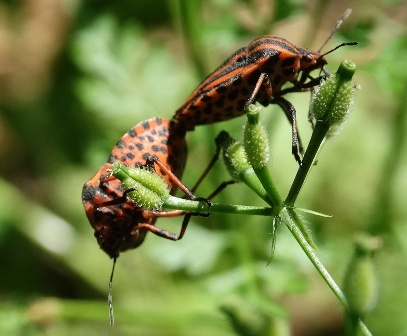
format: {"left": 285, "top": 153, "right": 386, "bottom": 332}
{"left": 163, "top": 195, "right": 274, "bottom": 216}
{"left": 253, "top": 167, "right": 283, "bottom": 211}
{"left": 280, "top": 207, "right": 372, "bottom": 336}
{"left": 285, "top": 120, "right": 330, "bottom": 206}
{"left": 240, "top": 168, "right": 273, "bottom": 205}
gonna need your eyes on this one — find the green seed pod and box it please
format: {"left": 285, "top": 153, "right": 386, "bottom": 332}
{"left": 310, "top": 60, "right": 356, "bottom": 131}
{"left": 111, "top": 162, "right": 170, "bottom": 210}
{"left": 243, "top": 106, "right": 270, "bottom": 169}
{"left": 216, "top": 131, "right": 251, "bottom": 181}
{"left": 343, "top": 235, "right": 381, "bottom": 317}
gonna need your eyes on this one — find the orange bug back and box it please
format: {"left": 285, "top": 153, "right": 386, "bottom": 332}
{"left": 81, "top": 117, "right": 188, "bottom": 259}
{"left": 173, "top": 35, "right": 326, "bottom": 131}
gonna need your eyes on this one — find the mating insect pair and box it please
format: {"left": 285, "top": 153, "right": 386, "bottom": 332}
{"left": 82, "top": 8, "right": 356, "bottom": 326}
{"left": 83, "top": 9, "right": 356, "bottom": 259}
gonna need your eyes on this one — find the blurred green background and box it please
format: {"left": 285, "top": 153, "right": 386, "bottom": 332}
{"left": 1, "top": 0, "right": 406, "bottom": 335}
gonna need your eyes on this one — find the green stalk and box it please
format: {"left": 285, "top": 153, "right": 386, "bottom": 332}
{"left": 285, "top": 120, "right": 330, "bottom": 206}
{"left": 239, "top": 168, "right": 274, "bottom": 205}
{"left": 163, "top": 195, "right": 274, "bottom": 216}
{"left": 252, "top": 167, "right": 283, "bottom": 212}
{"left": 280, "top": 207, "right": 372, "bottom": 336}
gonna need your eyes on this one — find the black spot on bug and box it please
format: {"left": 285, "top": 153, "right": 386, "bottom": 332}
{"left": 82, "top": 186, "right": 97, "bottom": 201}
{"left": 116, "top": 140, "right": 126, "bottom": 149}
{"left": 247, "top": 71, "right": 261, "bottom": 86}
{"left": 281, "top": 57, "right": 296, "bottom": 68}
{"left": 227, "top": 89, "right": 239, "bottom": 101}
{"left": 215, "top": 96, "right": 226, "bottom": 108}
{"left": 216, "top": 86, "right": 228, "bottom": 93}
{"left": 232, "top": 76, "right": 243, "bottom": 86}
{"left": 108, "top": 155, "right": 117, "bottom": 164}
{"left": 158, "top": 129, "right": 167, "bottom": 137}
{"left": 283, "top": 68, "right": 297, "bottom": 77}
{"left": 240, "top": 86, "right": 250, "bottom": 96}
{"left": 201, "top": 94, "right": 211, "bottom": 102}
{"left": 128, "top": 128, "right": 137, "bottom": 137}
{"left": 142, "top": 121, "right": 150, "bottom": 130}
{"left": 203, "top": 103, "right": 213, "bottom": 115}
{"left": 126, "top": 152, "right": 135, "bottom": 160}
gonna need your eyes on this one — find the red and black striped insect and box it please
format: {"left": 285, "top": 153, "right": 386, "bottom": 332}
{"left": 82, "top": 117, "right": 213, "bottom": 326}
{"left": 82, "top": 117, "right": 207, "bottom": 260}
{"left": 173, "top": 10, "right": 356, "bottom": 163}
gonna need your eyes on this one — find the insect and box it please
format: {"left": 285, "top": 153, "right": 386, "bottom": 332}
{"left": 82, "top": 117, "right": 213, "bottom": 326}
{"left": 82, "top": 117, "right": 208, "bottom": 260}
{"left": 173, "top": 10, "right": 356, "bottom": 163}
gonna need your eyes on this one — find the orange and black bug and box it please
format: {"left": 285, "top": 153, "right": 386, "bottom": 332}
{"left": 82, "top": 117, "right": 213, "bottom": 326}
{"left": 81, "top": 117, "right": 208, "bottom": 259}
{"left": 173, "top": 10, "right": 356, "bottom": 163}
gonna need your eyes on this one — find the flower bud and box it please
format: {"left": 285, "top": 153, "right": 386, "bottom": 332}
{"left": 216, "top": 131, "right": 251, "bottom": 181}
{"left": 343, "top": 235, "right": 381, "bottom": 317}
{"left": 243, "top": 106, "right": 270, "bottom": 169}
{"left": 310, "top": 60, "right": 356, "bottom": 132}
{"left": 111, "top": 162, "right": 170, "bottom": 210}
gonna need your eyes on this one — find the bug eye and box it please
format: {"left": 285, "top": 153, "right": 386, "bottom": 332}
{"left": 305, "top": 54, "right": 314, "bottom": 62}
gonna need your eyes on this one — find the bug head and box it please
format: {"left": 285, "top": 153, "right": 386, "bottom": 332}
{"left": 297, "top": 8, "right": 357, "bottom": 75}
{"left": 82, "top": 166, "right": 149, "bottom": 258}
{"left": 299, "top": 49, "right": 328, "bottom": 72}
{"left": 92, "top": 213, "right": 149, "bottom": 259}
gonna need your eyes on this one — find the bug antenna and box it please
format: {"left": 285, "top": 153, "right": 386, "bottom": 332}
{"left": 318, "top": 8, "right": 353, "bottom": 53}
{"left": 108, "top": 257, "right": 117, "bottom": 327}
{"left": 320, "top": 41, "right": 358, "bottom": 58}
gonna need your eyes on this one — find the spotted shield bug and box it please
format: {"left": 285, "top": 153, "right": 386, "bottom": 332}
{"left": 82, "top": 117, "right": 208, "bottom": 259}
{"left": 173, "top": 10, "right": 356, "bottom": 163}
{"left": 82, "top": 117, "right": 213, "bottom": 326}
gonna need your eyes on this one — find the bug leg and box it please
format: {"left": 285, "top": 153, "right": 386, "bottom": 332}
{"left": 99, "top": 187, "right": 136, "bottom": 207}
{"left": 190, "top": 136, "right": 223, "bottom": 193}
{"left": 278, "top": 74, "right": 327, "bottom": 96}
{"left": 190, "top": 133, "right": 236, "bottom": 195}
{"left": 273, "top": 96, "right": 304, "bottom": 165}
{"left": 141, "top": 141, "right": 237, "bottom": 242}
{"left": 140, "top": 177, "right": 233, "bottom": 242}
{"left": 206, "top": 180, "right": 236, "bottom": 200}
{"left": 244, "top": 72, "right": 272, "bottom": 109}
{"left": 146, "top": 156, "right": 211, "bottom": 208}
{"left": 141, "top": 209, "right": 209, "bottom": 241}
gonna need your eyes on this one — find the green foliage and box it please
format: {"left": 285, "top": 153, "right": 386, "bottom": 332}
{"left": 1, "top": 1, "right": 407, "bottom": 335}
